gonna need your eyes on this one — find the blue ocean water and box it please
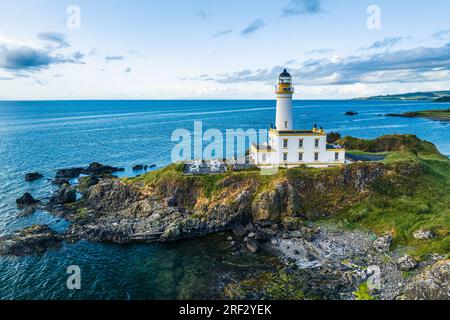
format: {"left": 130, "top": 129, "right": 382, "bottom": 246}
{"left": 0, "top": 100, "right": 449, "bottom": 299}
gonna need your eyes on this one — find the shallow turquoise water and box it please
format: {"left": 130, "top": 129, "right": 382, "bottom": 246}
{"left": 0, "top": 100, "right": 448, "bottom": 299}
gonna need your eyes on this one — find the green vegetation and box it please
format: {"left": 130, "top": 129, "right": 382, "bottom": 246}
{"left": 353, "top": 282, "right": 377, "bottom": 300}
{"left": 335, "top": 136, "right": 450, "bottom": 258}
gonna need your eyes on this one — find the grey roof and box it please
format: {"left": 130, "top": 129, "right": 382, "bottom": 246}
{"left": 279, "top": 68, "right": 291, "bottom": 78}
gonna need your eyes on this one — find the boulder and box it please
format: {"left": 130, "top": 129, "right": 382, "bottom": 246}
{"left": 84, "top": 162, "right": 124, "bottom": 176}
{"left": 397, "top": 255, "right": 418, "bottom": 271}
{"left": 16, "top": 192, "right": 40, "bottom": 208}
{"left": 245, "top": 238, "right": 259, "bottom": 253}
{"left": 373, "top": 234, "right": 393, "bottom": 252}
{"left": 254, "top": 229, "right": 269, "bottom": 241}
{"left": 25, "top": 172, "right": 43, "bottom": 181}
{"left": 401, "top": 260, "right": 449, "bottom": 300}
{"left": 132, "top": 165, "right": 148, "bottom": 171}
{"left": 78, "top": 175, "right": 100, "bottom": 192}
{"left": 0, "top": 225, "right": 63, "bottom": 256}
{"left": 413, "top": 229, "right": 434, "bottom": 240}
{"left": 17, "top": 206, "right": 36, "bottom": 217}
{"left": 51, "top": 184, "right": 77, "bottom": 205}
{"left": 345, "top": 111, "right": 358, "bottom": 116}
{"left": 282, "top": 217, "right": 301, "bottom": 231}
{"left": 232, "top": 225, "right": 247, "bottom": 238}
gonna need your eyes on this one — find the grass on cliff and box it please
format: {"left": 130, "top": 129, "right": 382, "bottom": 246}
{"left": 335, "top": 148, "right": 450, "bottom": 258}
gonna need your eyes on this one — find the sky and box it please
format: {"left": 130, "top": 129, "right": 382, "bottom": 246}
{"left": 0, "top": 0, "right": 450, "bottom": 100}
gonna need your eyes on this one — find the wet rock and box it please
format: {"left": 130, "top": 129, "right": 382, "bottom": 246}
{"left": 0, "top": 225, "right": 63, "bottom": 256}
{"left": 373, "top": 234, "right": 393, "bottom": 252}
{"left": 245, "top": 238, "right": 259, "bottom": 253}
{"left": 52, "top": 177, "right": 71, "bottom": 186}
{"left": 397, "top": 255, "right": 418, "bottom": 271}
{"left": 84, "top": 162, "right": 125, "bottom": 176}
{"left": 16, "top": 192, "right": 40, "bottom": 208}
{"left": 25, "top": 172, "right": 43, "bottom": 181}
{"left": 413, "top": 229, "right": 434, "bottom": 240}
{"left": 132, "top": 165, "right": 148, "bottom": 171}
{"left": 227, "top": 236, "right": 233, "bottom": 241}
{"left": 17, "top": 206, "right": 36, "bottom": 217}
{"left": 55, "top": 163, "right": 124, "bottom": 181}
{"left": 232, "top": 225, "right": 247, "bottom": 238}
{"left": 345, "top": 111, "right": 358, "bottom": 116}
{"left": 78, "top": 175, "right": 100, "bottom": 192}
{"left": 401, "top": 260, "right": 450, "bottom": 300}
{"left": 51, "top": 184, "right": 77, "bottom": 205}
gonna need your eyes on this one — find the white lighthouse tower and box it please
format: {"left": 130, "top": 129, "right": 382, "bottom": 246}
{"left": 250, "top": 68, "right": 346, "bottom": 168}
{"left": 275, "top": 69, "right": 294, "bottom": 130}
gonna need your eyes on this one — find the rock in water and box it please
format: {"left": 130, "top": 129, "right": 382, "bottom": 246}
{"left": 25, "top": 172, "right": 43, "bottom": 181}
{"left": 132, "top": 165, "right": 148, "bottom": 171}
{"left": 0, "top": 225, "right": 63, "bottom": 256}
{"left": 51, "top": 184, "right": 77, "bottom": 204}
{"left": 345, "top": 111, "right": 358, "bottom": 116}
{"left": 16, "top": 192, "right": 40, "bottom": 208}
{"left": 401, "top": 260, "right": 450, "bottom": 300}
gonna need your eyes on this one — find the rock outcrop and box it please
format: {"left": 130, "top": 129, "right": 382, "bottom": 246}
{"left": 0, "top": 225, "right": 63, "bottom": 256}
{"left": 48, "top": 159, "right": 409, "bottom": 245}
{"left": 16, "top": 192, "right": 40, "bottom": 208}
{"left": 400, "top": 260, "right": 450, "bottom": 300}
{"left": 25, "top": 172, "right": 43, "bottom": 181}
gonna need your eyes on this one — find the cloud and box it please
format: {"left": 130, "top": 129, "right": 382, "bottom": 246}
{"left": 0, "top": 44, "right": 84, "bottom": 72}
{"left": 201, "top": 44, "right": 450, "bottom": 86}
{"left": 241, "top": 19, "right": 265, "bottom": 36}
{"left": 38, "top": 32, "right": 70, "bottom": 48}
{"left": 213, "top": 29, "right": 233, "bottom": 38}
{"left": 105, "top": 55, "right": 124, "bottom": 62}
{"left": 282, "top": 0, "right": 324, "bottom": 17}
{"left": 363, "top": 37, "right": 404, "bottom": 50}
{"left": 0, "top": 33, "right": 84, "bottom": 76}
{"left": 285, "top": 59, "right": 296, "bottom": 65}
{"left": 305, "top": 48, "right": 333, "bottom": 55}
{"left": 432, "top": 28, "right": 450, "bottom": 40}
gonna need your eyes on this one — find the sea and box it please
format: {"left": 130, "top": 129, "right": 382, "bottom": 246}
{"left": 0, "top": 100, "right": 449, "bottom": 299}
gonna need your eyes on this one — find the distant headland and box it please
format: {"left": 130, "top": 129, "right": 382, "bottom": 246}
{"left": 355, "top": 90, "right": 450, "bottom": 103}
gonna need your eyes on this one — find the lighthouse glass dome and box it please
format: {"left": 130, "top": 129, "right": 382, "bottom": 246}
{"left": 279, "top": 69, "right": 292, "bottom": 84}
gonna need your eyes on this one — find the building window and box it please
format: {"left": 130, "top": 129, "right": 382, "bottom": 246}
{"left": 315, "top": 139, "right": 320, "bottom": 148}
{"left": 335, "top": 152, "right": 339, "bottom": 161}
{"left": 298, "top": 139, "right": 304, "bottom": 148}
{"left": 314, "top": 152, "right": 319, "bottom": 161}
{"left": 283, "top": 139, "right": 288, "bottom": 148}
{"left": 283, "top": 153, "right": 288, "bottom": 161}
{"left": 298, "top": 153, "right": 303, "bottom": 161}
{"left": 262, "top": 154, "right": 267, "bottom": 162}
{"left": 284, "top": 121, "right": 288, "bottom": 128}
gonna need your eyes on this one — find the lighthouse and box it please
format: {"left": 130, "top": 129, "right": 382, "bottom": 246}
{"left": 275, "top": 69, "right": 294, "bottom": 130}
{"left": 250, "top": 68, "right": 346, "bottom": 168}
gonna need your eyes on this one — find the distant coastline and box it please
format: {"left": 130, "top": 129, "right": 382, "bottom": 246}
{"left": 385, "top": 108, "right": 450, "bottom": 122}
{"left": 355, "top": 90, "right": 450, "bottom": 103}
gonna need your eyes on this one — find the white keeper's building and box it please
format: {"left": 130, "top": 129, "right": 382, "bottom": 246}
{"left": 250, "top": 69, "right": 346, "bottom": 168}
